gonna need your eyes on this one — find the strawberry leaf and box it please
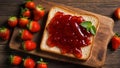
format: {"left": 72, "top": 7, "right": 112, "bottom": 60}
{"left": 115, "top": 33, "right": 120, "bottom": 37}
{"left": 9, "top": 16, "right": 17, "bottom": 21}
{"left": 36, "top": 4, "right": 45, "bottom": 10}
{"left": 9, "top": 55, "right": 13, "bottom": 64}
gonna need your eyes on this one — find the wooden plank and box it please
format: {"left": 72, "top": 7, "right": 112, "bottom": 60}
{"left": 0, "top": 0, "right": 23, "bottom": 4}
{"left": 45, "top": 0, "right": 120, "bottom": 3}
{"left": 0, "top": 5, "right": 20, "bottom": 16}
{"left": 0, "top": 0, "right": 118, "bottom": 16}
{"left": 104, "top": 49, "right": 120, "bottom": 68}
{"left": 0, "top": 0, "right": 117, "bottom": 16}
{"left": 0, "top": 16, "right": 10, "bottom": 26}
{"left": 43, "top": 2, "right": 120, "bottom": 16}
{"left": 64, "top": 3, "right": 120, "bottom": 16}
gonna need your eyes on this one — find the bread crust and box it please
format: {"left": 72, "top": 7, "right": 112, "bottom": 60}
{"left": 40, "top": 6, "right": 99, "bottom": 60}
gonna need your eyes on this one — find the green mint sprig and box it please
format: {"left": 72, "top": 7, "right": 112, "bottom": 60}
{"left": 80, "top": 21, "right": 96, "bottom": 35}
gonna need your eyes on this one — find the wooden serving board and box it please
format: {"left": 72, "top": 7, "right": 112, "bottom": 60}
{"left": 9, "top": 0, "right": 114, "bottom": 67}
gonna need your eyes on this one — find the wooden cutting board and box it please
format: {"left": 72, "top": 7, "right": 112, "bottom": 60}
{"left": 9, "top": 0, "right": 114, "bottom": 67}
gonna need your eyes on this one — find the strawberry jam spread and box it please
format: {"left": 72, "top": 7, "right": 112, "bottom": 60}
{"left": 47, "top": 12, "right": 92, "bottom": 58}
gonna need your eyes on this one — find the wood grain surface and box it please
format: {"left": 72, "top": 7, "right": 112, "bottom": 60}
{"left": 0, "top": 0, "right": 120, "bottom": 68}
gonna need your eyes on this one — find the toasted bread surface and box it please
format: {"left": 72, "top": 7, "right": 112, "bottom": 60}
{"left": 40, "top": 6, "right": 99, "bottom": 60}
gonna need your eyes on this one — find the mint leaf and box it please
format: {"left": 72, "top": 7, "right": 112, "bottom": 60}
{"left": 80, "top": 21, "right": 96, "bottom": 35}
{"left": 80, "top": 21, "right": 92, "bottom": 28}
{"left": 90, "top": 26, "right": 96, "bottom": 35}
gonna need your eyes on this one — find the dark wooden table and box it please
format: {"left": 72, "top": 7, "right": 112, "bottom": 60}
{"left": 0, "top": 0, "right": 120, "bottom": 68}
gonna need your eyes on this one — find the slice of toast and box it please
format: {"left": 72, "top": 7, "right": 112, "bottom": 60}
{"left": 40, "top": 6, "right": 99, "bottom": 60}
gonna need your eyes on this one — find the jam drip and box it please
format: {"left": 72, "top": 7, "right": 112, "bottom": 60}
{"left": 47, "top": 12, "right": 92, "bottom": 58}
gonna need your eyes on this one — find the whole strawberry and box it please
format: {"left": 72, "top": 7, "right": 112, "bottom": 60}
{"left": 37, "top": 58, "right": 47, "bottom": 68}
{"left": 111, "top": 34, "right": 120, "bottom": 51}
{"left": 27, "top": 21, "right": 41, "bottom": 33}
{"left": 20, "top": 29, "right": 33, "bottom": 41}
{"left": 23, "top": 40, "right": 36, "bottom": 51}
{"left": 0, "top": 27, "right": 10, "bottom": 40}
{"left": 21, "top": 8, "right": 31, "bottom": 18}
{"left": 114, "top": 7, "right": 120, "bottom": 19}
{"left": 8, "top": 16, "right": 18, "bottom": 28}
{"left": 19, "top": 17, "right": 29, "bottom": 27}
{"left": 25, "top": 1, "right": 36, "bottom": 9}
{"left": 10, "top": 55, "right": 22, "bottom": 65}
{"left": 33, "top": 5, "right": 45, "bottom": 21}
{"left": 24, "top": 57, "right": 36, "bottom": 68}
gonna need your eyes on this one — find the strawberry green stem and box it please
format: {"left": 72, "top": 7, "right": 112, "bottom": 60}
{"left": 115, "top": 33, "right": 120, "bottom": 37}
{"left": 19, "top": 30, "right": 23, "bottom": 36}
{"left": 0, "top": 26, "right": 5, "bottom": 29}
{"left": 9, "top": 55, "right": 13, "bottom": 64}
{"left": 37, "top": 58, "right": 48, "bottom": 64}
{"left": 40, "top": 58, "right": 43, "bottom": 62}
{"left": 37, "top": 5, "right": 45, "bottom": 10}
{"left": 37, "top": 58, "right": 43, "bottom": 63}
{"left": 9, "top": 16, "right": 17, "bottom": 21}
{"left": 0, "top": 27, "right": 7, "bottom": 32}
{"left": 22, "top": 58, "right": 25, "bottom": 61}
{"left": 20, "top": 8, "right": 27, "bottom": 16}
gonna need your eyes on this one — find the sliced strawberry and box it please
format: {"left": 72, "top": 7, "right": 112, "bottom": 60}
{"left": 19, "top": 17, "right": 29, "bottom": 27}
{"left": 10, "top": 55, "right": 22, "bottom": 65}
{"left": 23, "top": 40, "right": 36, "bottom": 51}
{"left": 8, "top": 16, "right": 18, "bottom": 27}
{"left": 20, "top": 29, "right": 33, "bottom": 41}
{"left": 27, "top": 21, "right": 41, "bottom": 33}
{"left": 0, "top": 27, "right": 10, "bottom": 40}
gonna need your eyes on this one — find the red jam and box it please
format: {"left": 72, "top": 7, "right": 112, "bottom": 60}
{"left": 46, "top": 12, "right": 92, "bottom": 58}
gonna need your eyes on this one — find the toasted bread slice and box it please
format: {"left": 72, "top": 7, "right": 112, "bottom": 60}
{"left": 40, "top": 6, "right": 99, "bottom": 60}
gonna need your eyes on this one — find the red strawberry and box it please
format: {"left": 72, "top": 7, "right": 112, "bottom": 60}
{"left": 23, "top": 40, "right": 36, "bottom": 51}
{"left": 33, "top": 5, "right": 45, "bottom": 21}
{"left": 19, "top": 17, "right": 29, "bottom": 27}
{"left": 114, "top": 7, "right": 120, "bottom": 19}
{"left": 0, "top": 27, "right": 10, "bottom": 40}
{"left": 24, "top": 57, "right": 35, "bottom": 68}
{"left": 8, "top": 16, "right": 18, "bottom": 27}
{"left": 111, "top": 34, "right": 120, "bottom": 51}
{"left": 20, "top": 29, "right": 33, "bottom": 41}
{"left": 27, "top": 21, "right": 41, "bottom": 33}
{"left": 21, "top": 8, "right": 31, "bottom": 18}
{"left": 37, "top": 58, "right": 47, "bottom": 68}
{"left": 10, "top": 55, "right": 22, "bottom": 65}
{"left": 25, "top": 1, "right": 36, "bottom": 9}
